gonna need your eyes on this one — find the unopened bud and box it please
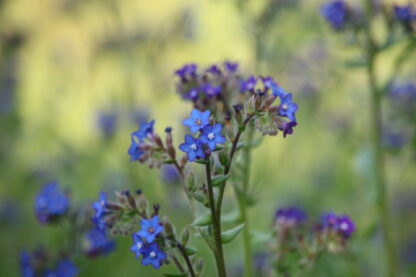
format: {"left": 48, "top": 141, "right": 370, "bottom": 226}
{"left": 153, "top": 133, "right": 164, "bottom": 148}
{"left": 186, "top": 172, "right": 195, "bottom": 192}
{"left": 115, "top": 191, "right": 128, "bottom": 206}
{"left": 137, "top": 195, "right": 148, "bottom": 213}
{"left": 233, "top": 104, "right": 243, "bottom": 124}
{"left": 195, "top": 258, "right": 205, "bottom": 275}
{"left": 163, "top": 221, "right": 176, "bottom": 240}
{"left": 180, "top": 226, "right": 191, "bottom": 246}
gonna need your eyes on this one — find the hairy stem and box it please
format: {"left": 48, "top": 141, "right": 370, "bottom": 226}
{"left": 176, "top": 241, "right": 196, "bottom": 277}
{"left": 206, "top": 159, "right": 227, "bottom": 277}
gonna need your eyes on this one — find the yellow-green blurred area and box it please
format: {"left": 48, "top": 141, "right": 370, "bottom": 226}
{"left": 1, "top": 0, "right": 415, "bottom": 276}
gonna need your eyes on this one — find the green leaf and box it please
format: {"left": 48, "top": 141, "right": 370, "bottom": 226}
{"left": 163, "top": 273, "right": 189, "bottom": 277}
{"left": 221, "top": 224, "right": 245, "bottom": 244}
{"left": 184, "top": 246, "right": 197, "bottom": 256}
{"left": 191, "top": 213, "right": 212, "bottom": 226}
{"left": 221, "top": 210, "right": 242, "bottom": 224}
{"left": 163, "top": 159, "right": 177, "bottom": 164}
{"left": 194, "top": 159, "right": 208, "bottom": 165}
{"left": 211, "top": 174, "right": 231, "bottom": 187}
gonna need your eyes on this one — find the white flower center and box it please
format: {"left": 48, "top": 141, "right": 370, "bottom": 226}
{"left": 136, "top": 242, "right": 142, "bottom": 249}
{"left": 282, "top": 104, "right": 288, "bottom": 110}
{"left": 340, "top": 222, "right": 349, "bottom": 230}
{"left": 207, "top": 132, "right": 215, "bottom": 140}
{"left": 190, "top": 143, "right": 197, "bottom": 151}
{"left": 150, "top": 251, "right": 156, "bottom": 258}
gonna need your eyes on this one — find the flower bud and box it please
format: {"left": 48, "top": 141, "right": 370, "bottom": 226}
{"left": 137, "top": 195, "right": 148, "bottom": 214}
{"left": 195, "top": 258, "right": 205, "bottom": 275}
{"left": 152, "top": 133, "right": 164, "bottom": 148}
{"left": 233, "top": 104, "right": 243, "bottom": 125}
{"left": 163, "top": 220, "right": 176, "bottom": 240}
{"left": 186, "top": 172, "right": 195, "bottom": 192}
{"left": 180, "top": 226, "right": 191, "bottom": 246}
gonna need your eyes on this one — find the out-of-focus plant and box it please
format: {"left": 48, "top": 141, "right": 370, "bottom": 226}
{"left": 320, "top": 1, "right": 416, "bottom": 276}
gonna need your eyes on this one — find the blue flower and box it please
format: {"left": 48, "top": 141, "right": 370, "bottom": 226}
{"left": 183, "top": 88, "right": 199, "bottom": 100}
{"left": 280, "top": 121, "right": 297, "bottom": 138}
{"left": 35, "top": 182, "right": 69, "bottom": 223}
{"left": 261, "top": 76, "right": 275, "bottom": 90}
{"left": 137, "top": 216, "right": 164, "bottom": 243}
{"left": 179, "top": 134, "right": 206, "bottom": 161}
{"left": 224, "top": 61, "right": 239, "bottom": 73}
{"left": 279, "top": 93, "right": 298, "bottom": 122}
{"left": 182, "top": 109, "right": 211, "bottom": 133}
{"left": 201, "top": 84, "right": 221, "bottom": 97}
{"left": 161, "top": 165, "right": 180, "bottom": 184}
{"left": 130, "top": 233, "right": 145, "bottom": 259}
{"left": 175, "top": 64, "right": 197, "bottom": 79}
{"left": 20, "top": 251, "right": 35, "bottom": 277}
{"left": 320, "top": 1, "right": 348, "bottom": 30}
{"left": 275, "top": 206, "right": 307, "bottom": 227}
{"left": 240, "top": 75, "right": 257, "bottom": 92}
{"left": 141, "top": 242, "right": 167, "bottom": 269}
{"left": 128, "top": 136, "right": 144, "bottom": 161}
{"left": 394, "top": 4, "right": 415, "bottom": 22}
{"left": 91, "top": 192, "right": 108, "bottom": 230}
{"left": 54, "top": 260, "right": 79, "bottom": 277}
{"left": 85, "top": 228, "right": 115, "bottom": 257}
{"left": 271, "top": 82, "right": 288, "bottom": 98}
{"left": 132, "top": 120, "right": 155, "bottom": 141}
{"left": 199, "top": 123, "right": 226, "bottom": 151}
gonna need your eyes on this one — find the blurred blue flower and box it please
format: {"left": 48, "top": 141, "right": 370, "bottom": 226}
{"left": 160, "top": 165, "right": 180, "bottom": 184}
{"left": 321, "top": 212, "right": 356, "bottom": 237}
{"left": 224, "top": 61, "right": 238, "bottom": 73}
{"left": 128, "top": 136, "right": 145, "bottom": 161}
{"left": 199, "top": 123, "right": 226, "bottom": 151}
{"left": 182, "top": 109, "right": 211, "bottom": 133}
{"left": 179, "top": 134, "right": 206, "bottom": 161}
{"left": 240, "top": 75, "right": 257, "bottom": 92}
{"left": 394, "top": 4, "right": 415, "bottom": 22}
{"left": 279, "top": 93, "right": 298, "bottom": 122}
{"left": 53, "top": 259, "right": 79, "bottom": 277}
{"left": 320, "top": 0, "right": 348, "bottom": 30}
{"left": 97, "top": 111, "right": 117, "bottom": 139}
{"left": 141, "top": 242, "right": 167, "bottom": 269}
{"left": 183, "top": 88, "right": 199, "bottom": 100}
{"left": 271, "top": 82, "right": 288, "bottom": 98}
{"left": 201, "top": 83, "right": 221, "bottom": 97}
{"left": 91, "top": 192, "right": 108, "bottom": 230}
{"left": 175, "top": 63, "right": 197, "bottom": 80}
{"left": 261, "top": 76, "right": 275, "bottom": 90}
{"left": 35, "top": 182, "right": 69, "bottom": 223}
{"left": 130, "top": 233, "right": 145, "bottom": 259}
{"left": 205, "top": 64, "right": 222, "bottom": 75}
{"left": 85, "top": 228, "right": 115, "bottom": 257}
{"left": 280, "top": 121, "right": 297, "bottom": 138}
{"left": 137, "top": 216, "right": 164, "bottom": 243}
{"left": 275, "top": 206, "right": 307, "bottom": 227}
{"left": 20, "top": 251, "right": 35, "bottom": 277}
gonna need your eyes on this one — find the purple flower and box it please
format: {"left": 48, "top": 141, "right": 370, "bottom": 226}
{"left": 130, "top": 233, "right": 145, "bottom": 259}
{"left": 275, "top": 206, "right": 307, "bottom": 227}
{"left": 336, "top": 215, "right": 356, "bottom": 237}
{"left": 199, "top": 123, "right": 226, "bottom": 150}
{"left": 279, "top": 93, "right": 298, "bottom": 122}
{"left": 320, "top": 1, "right": 348, "bottom": 30}
{"left": 175, "top": 64, "right": 198, "bottom": 80}
{"left": 394, "top": 4, "right": 415, "bottom": 22}
{"left": 85, "top": 228, "right": 115, "bottom": 257}
{"left": 183, "top": 88, "right": 199, "bottom": 100}
{"left": 240, "top": 75, "right": 257, "bottom": 92}
{"left": 141, "top": 242, "right": 167, "bottom": 269}
{"left": 91, "top": 192, "right": 108, "bottom": 230}
{"left": 97, "top": 111, "right": 117, "bottom": 139}
{"left": 261, "top": 76, "right": 275, "bottom": 90}
{"left": 182, "top": 109, "right": 211, "bottom": 133}
{"left": 201, "top": 84, "right": 222, "bottom": 97}
{"left": 35, "top": 182, "right": 69, "bottom": 223}
{"left": 280, "top": 121, "right": 297, "bottom": 138}
{"left": 224, "top": 61, "right": 239, "bottom": 73}
{"left": 132, "top": 120, "right": 155, "bottom": 141}
{"left": 179, "top": 134, "right": 206, "bottom": 161}
{"left": 137, "top": 216, "right": 164, "bottom": 243}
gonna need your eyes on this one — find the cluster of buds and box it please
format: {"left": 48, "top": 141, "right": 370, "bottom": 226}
{"left": 270, "top": 206, "right": 355, "bottom": 275}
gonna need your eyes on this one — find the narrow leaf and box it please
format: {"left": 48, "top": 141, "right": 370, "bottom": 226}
{"left": 211, "top": 174, "right": 231, "bottom": 187}
{"left": 191, "top": 213, "right": 212, "bottom": 226}
{"left": 221, "top": 224, "right": 245, "bottom": 244}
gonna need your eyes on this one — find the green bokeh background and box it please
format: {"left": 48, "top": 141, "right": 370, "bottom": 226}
{"left": 0, "top": 0, "right": 415, "bottom": 276}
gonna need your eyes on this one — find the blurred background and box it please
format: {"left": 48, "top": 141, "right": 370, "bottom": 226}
{"left": 0, "top": 0, "right": 415, "bottom": 276}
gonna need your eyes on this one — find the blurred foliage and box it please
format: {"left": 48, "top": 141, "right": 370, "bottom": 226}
{"left": 0, "top": 0, "right": 415, "bottom": 276}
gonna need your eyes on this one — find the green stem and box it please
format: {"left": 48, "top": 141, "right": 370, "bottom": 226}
{"left": 236, "top": 123, "right": 255, "bottom": 277}
{"left": 206, "top": 159, "right": 227, "bottom": 277}
{"left": 366, "top": 47, "right": 398, "bottom": 277}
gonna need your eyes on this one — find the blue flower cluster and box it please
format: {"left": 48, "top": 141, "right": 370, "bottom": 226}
{"left": 84, "top": 228, "right": 116, "bottom": 257}
{"left": 179, "top": 109, "right": 226, "bottom": 161}
{"left": 20, "top": 251, "right": 78, "bottom": 277}
{"left": 320, "top": 0, "right": 348, "bottom": 30}
{"left": 321, "top": 212, "right": 356, "bottom": 237}
{"left": 130, "top": 216, "right": 167, "bottom": 269}
{"left": 35, "top": 182, "right": 69, "bottom": 223}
